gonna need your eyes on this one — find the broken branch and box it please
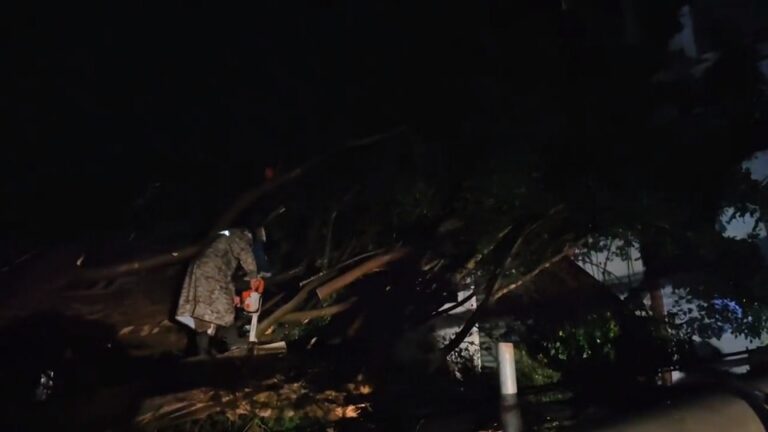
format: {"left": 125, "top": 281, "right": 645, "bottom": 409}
{"left": 79, "top": 243, "right": 205, "bottom": 281}
{"left": 279, "top": 298, "right": 357, "bottom": 323}
{"left": 430, "top": 292, "right": 477, "bottom": 319}
{"left": 439, "top": 268, "right": 504, "bottom": 360}
{"left": 256, "top": 249, "right": 407, "bottom": 338}
{"left": 77, "top": 127, "right": 405, "bottom": 281}
{"left": 214, "top": 127, "right": 404, "bottom": 233}
{"left": 454, "top": 225, "right": 513, "bottom": 282}
{"left": 256, "top": 275, "right": 330, "bottom": 338}
{"left": 315, "top": 248, "right": 408, "bottom": 300}
{"left": 322, "top": 210, "right": 338, "bottom": 271}
{"left": 490, "top": 238, "right": 585, "bottom": 302}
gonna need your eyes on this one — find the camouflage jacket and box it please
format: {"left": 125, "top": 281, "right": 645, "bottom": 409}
{"left": 176, "top": 228, "right": 257, "bottom": 328}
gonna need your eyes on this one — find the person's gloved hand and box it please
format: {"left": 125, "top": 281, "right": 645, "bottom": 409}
{"left": 233, "top": 296, "right": 241, "bottom": 307}
{"left": 250, "top": 277, "right": 265, "bottom": 294}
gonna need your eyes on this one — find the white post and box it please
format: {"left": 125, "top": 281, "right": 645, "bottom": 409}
{"left": 498, "top": 342, "right": 522, "bottom": 432}
{"left": 498, "top": 343, "right": 518, "bottom": 395}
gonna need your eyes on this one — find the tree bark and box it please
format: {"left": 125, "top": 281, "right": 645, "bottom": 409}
{"left": 279, "top": 298, "right": 357, "bottom": 323}
{"left": 256, "top": 249, "right": 406, "bottom": 338}
{"left": 315, "top": 248, "right": 408, "bottom": 300}
{"left": 79, "top": 243, "right": 205, "bottom": 281}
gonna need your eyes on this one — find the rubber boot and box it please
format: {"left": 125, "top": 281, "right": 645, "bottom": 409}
{"left": 196, "top": 332, "right": 213, "bottom": 358}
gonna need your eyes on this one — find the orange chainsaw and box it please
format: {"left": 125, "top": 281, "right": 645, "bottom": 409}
{"left": 241, "top": 278, "right": 264, "bottom": 343}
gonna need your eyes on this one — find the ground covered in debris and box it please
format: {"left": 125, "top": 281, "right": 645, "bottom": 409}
{"left": 0, "top": 247, "right": 509, "bottom": 431}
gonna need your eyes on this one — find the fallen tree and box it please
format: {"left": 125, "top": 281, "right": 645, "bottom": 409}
{"left": 76, "top": 127, "right": 406, "bottom": 282}
{"left": 57, "top": 2, "right": 768, "bottom": 384}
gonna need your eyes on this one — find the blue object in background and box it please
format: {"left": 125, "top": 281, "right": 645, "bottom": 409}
{"left": 252, "top": 240, "right": 271, "bottom": 276}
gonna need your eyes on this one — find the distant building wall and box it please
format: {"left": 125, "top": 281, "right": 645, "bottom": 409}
{"left": 433, "top": 288, "right": 482, "bottom": 374}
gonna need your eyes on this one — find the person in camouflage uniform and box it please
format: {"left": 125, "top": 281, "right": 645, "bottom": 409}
{"left": 176, "top": 228, "right": 259, "bottom": 356}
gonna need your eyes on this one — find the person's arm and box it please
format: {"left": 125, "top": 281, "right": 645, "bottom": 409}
{"left": 255, "top": 226, "right": 267, "bottom": 243}
{"left": 230, "top": 230, "right": 258, "bottom": 275}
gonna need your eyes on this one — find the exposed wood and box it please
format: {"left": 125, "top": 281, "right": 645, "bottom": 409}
{"left": 79, "top": 243, "right": 205, "bottom": 281}
{"left": 279, "top": 298, "right": 357, "bottom": 323}
{"left": 255, "top": 277, "right": 327, "bottom": 338}
{"left": 323, "top": 210, "right": 339, "bottom": 271}
{"left": 315, "top": 248, "right": 408, "bottom": 300}
{"left": 266, "top": 263, "right": 308, "bottom": 286}
{"left": 256, "top": 249, "right": 406, "bottom": 338}
{"left": 336, "top": 248, "right": 388, "bottom": 269}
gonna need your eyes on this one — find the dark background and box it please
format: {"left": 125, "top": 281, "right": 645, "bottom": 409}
{"left": 3, "top": 3, "right": 488, "bottom": 244}
{"left": 3, "top": 1, "right": 766, "bottom": 254}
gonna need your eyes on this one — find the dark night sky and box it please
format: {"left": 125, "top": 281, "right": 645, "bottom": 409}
{"left": 3, "top": 3, "right": 465, "bottom": 242}
{"left": 4, "top": 2, "right": 766, "bottom": 250}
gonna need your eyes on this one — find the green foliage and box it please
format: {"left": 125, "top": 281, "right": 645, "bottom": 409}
{"left": 280, "top": 315, "right": 332, "bottom": 342}
{"left": 667, "top": 292, "right": 768, "bottom": 342}
{"left": 541, "top": 312, "right": 621, "bottom": 365}
{"left": 261, "top": 414, "right": 322, "bottom": 431}
{"left": 515, "top": 344, "right": 561, "bottom": 388}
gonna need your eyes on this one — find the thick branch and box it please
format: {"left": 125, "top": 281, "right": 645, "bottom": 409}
{"left": 440, "top": 226, "right": 522, "bottom": 360}
{"left": 315, "top": 248, "right": 408, "bottom": 300}
{"left": 279, "top": 298, "right": 357, "bottom": 323}
{"left": 440, "top": 216, "right": 570, "bottom": 359}
{"left": 336, "top": 248, "right": 388, "bottom": 269}
{"left": 322, "top": 210, "right": 338, "bottom": 271}
{"left": 509, "top": 204, "right": 566, "bottom": 259}
{"left": 453, "top": 205, "right": 564, "bottom": 283}
{"left": 439, "top": 268, "right": 504, "bottom": 359}
{"left": 454, "top": 225, "right": 513, "bottom": 282}
{"left": 266, "top": 264, "right": 308, "bottom": 286}
{"left": 256, "top": 276, "right": 329, "bottom": 338}
{"left": 79, "top": 243, "right": 205, "bottom": 281}
{"left": 77, "top": 128, "right": 405, "bottom": 281}
{"left": 430, "top": 292, "right": 477, "bottom": 319}
{"left": 211, "top": 168, "right": 305, "bottom": 235}
{"left": 215, "top": 128, "right": 403, "bottom": 234}
{"left": 490, "top": 239, "right": 585, "bottom": 302}
{"left": 256, "top": 249, "right": 405, "bottom": 337}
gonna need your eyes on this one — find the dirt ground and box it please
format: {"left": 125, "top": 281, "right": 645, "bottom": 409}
{"left": 0, "top": 246, "right": 514, "bottom": 431}
{"left": 0, "top": 245, "right": 190, "bottom": 356}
